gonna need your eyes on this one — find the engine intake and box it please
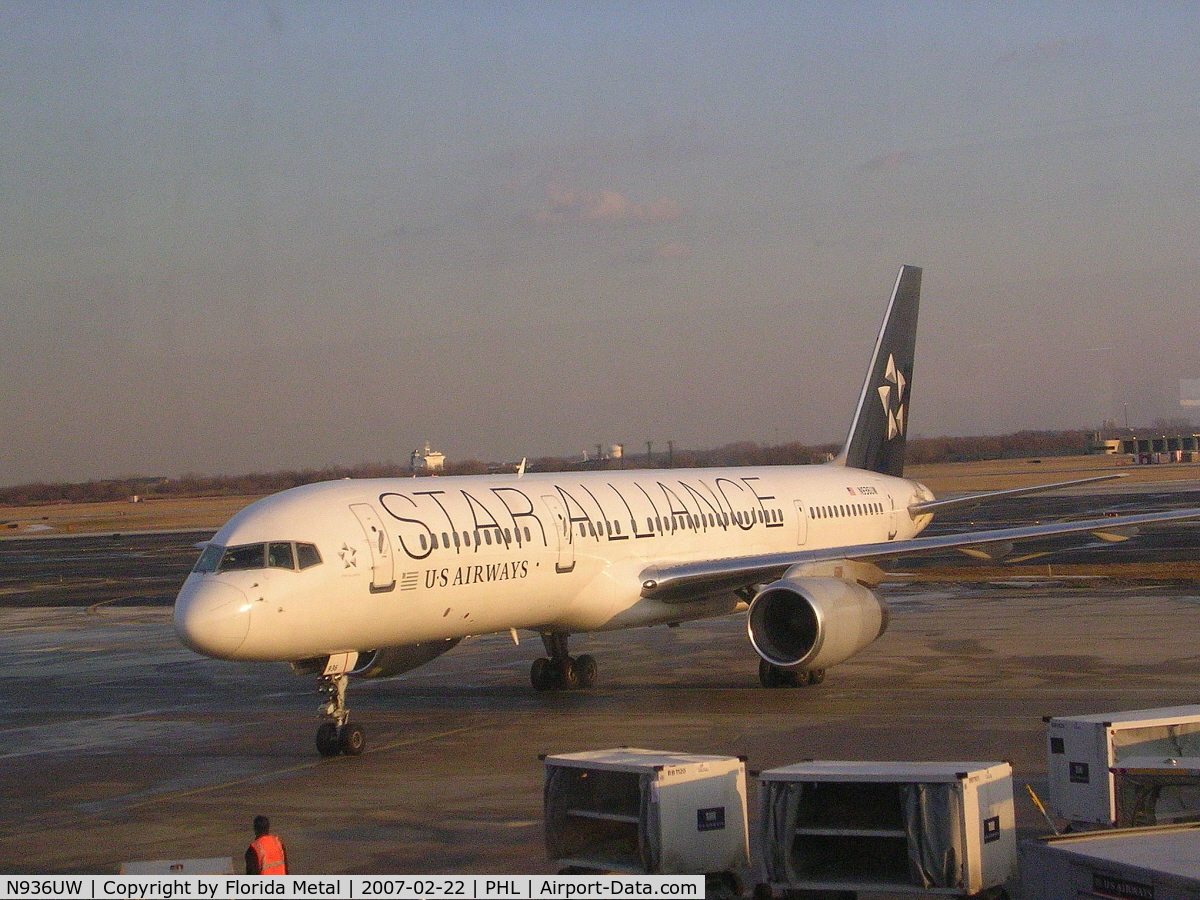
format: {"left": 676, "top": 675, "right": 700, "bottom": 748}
{"left": 747, "top": 576, "right": 888, "bottom": 670}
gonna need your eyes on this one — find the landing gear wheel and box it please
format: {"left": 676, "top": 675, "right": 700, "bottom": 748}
{"left": 534, "top": 632, "right": 595, "bottom": 691}
{"left": 806, "top": 668, "right": 826, "bottom": 685}
{"left": 555, "top": 656, "right": 580, "bottom": 690}
{"left": 531, "top": 657, "right": 555, "bottom": 691}
{"left": 316, "top": 722, "right": 341, "bottom": 757}
{"left": 339, "top": 722, "right": 366, "bottom": 755}
{"left": 574, "top": 653, "right": 598, "bottom": 688}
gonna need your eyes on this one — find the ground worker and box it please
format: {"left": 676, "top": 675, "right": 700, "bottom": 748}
{"left": 245, "top": 815, "right": 288, "bottom": 875}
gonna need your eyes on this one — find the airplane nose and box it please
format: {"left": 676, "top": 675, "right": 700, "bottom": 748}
{"left": 173, "top": 578, "right": 251, "bottom": 659}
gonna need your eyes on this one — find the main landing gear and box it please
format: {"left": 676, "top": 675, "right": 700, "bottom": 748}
{"left": 531, "top": 631, "right": 598, "bottom": 691}
{"left": 758, "top": 659, "right": 826, "bottom": 689}
{"left": 315, "top": 670, "right": 366, "bottom": 757}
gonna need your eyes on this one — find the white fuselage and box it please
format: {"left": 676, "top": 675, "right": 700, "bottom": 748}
{"left": 173, "top": 463, "right": 932, "bottom": 662}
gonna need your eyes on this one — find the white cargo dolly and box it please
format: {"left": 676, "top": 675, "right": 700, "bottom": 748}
{"left": 757, "top": 761, "right": 1016, "bottom": 898}
{"left": 1021, "top": 822, "right": 1200, "bottom": 900}
{"left": 1045, "top": 705, "right": 1200, "bottom": 827}
{"left": 1109, "top": 756, "right": 1200, "bottom": 828}
{"left": 542, "top": 748, "right": 749, "bottom": 889}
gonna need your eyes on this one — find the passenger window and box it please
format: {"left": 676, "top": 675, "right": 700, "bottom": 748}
{"left": 268, "top": 542, "right": 295, "bottom": 569}
{"left": 221, "top": 544, "right": 265, "bottom": 571}
{"left": 296, "top": 543, "right": 322, "bottom": 569}
{"left": 523, "top": 526, "right": 531, "bottom": 542}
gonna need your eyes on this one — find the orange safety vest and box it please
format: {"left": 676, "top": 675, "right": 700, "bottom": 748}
{"left": 250, "top": 834, "right": 287, "bottom": 875}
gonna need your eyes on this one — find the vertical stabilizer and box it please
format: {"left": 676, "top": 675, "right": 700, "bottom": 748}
{"left": 832, "top": 265, "right": 922, "bottom": 477}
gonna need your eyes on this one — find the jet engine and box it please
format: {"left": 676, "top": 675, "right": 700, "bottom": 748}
{"left": 746, "top": 576, "right": 888, "bottom": 671}
{"left": 350, "top": 639, "right": 462, "bottom": 678}
{"left": 291, "top": 638, "right": 461, "bottom": 680}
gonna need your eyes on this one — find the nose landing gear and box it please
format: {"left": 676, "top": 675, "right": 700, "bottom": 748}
{"left": 315, "top": 660, "right": 366, "bottom": 757}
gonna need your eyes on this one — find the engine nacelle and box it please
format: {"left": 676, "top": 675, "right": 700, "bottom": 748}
{"left": 746, "top": 576, "right": 889, "bottom": 671}
{"left": 290, "top": 639, "right": 461, "bottom": 680}
{"left": 350, "top": 639, "right": 462, "bottom": 678}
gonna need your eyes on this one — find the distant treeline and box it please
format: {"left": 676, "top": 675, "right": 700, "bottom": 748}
{"left": 0, "top": 430, "right": 1092, "bottom": 507}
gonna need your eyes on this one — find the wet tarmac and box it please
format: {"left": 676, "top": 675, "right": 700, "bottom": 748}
{"left": 3, "top": 488, "right": 1200, "bottom": 885}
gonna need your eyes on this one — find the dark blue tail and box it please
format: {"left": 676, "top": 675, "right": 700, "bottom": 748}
{"left": 832, "top": 265, "right": 922, "bottom": 478}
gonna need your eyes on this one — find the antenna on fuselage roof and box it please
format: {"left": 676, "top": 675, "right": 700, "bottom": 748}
{"left": 517, "top": 458, "right": 527, "bottom": 478}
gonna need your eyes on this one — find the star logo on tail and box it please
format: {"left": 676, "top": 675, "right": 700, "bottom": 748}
{"left": 877, "top": 354, "right": 907, "bottom": 440}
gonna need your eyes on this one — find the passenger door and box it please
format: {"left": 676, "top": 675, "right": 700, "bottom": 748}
{"left": 541, "top": 495, "right": 575, "bottom": 574}
{"left": 350, "top": 503, "right": 396, "bottom": 593}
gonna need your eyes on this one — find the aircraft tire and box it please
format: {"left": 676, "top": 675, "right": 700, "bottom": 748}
{"left": 556, "top": 657, "right": 580, "bottom": 690}
{"left": 574, "top": 654, "right": 598, "bottom": 688}
{"left": 806, "top": 668, "right": 826, "bottom": 685}
{"left": 339, "top": 722, "right": 366, "bottom": 756}
{"left": 531, "top": 657, "right": 555, "bottom": 691}
{"left": 316, "top": 722, "right": 341, "bottom": 757}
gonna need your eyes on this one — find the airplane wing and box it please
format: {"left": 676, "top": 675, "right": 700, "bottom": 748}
{"left": 638, "top": 507, "right": 1200, "bottom": 602}
{"left": 905, "top": 474, "right": 1126, "bottom": 516}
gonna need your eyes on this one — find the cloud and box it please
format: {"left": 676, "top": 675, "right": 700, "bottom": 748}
{"left": 521, "top": 186, "right": 684, "bottom": 228}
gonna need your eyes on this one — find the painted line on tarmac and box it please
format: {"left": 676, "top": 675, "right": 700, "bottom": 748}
{"left": 85, "top": 723, "right": 488, "bottom": 815}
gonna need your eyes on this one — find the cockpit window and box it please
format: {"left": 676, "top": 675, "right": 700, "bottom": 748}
{"left": 193, "top": 543, "right": 223, "bottom": 574}
{"left": 296, "top": 543, "right": 322, "bottom": 570}
{"left": 193, "top": 541, "right": 323, "bottom": 573}
{"left": 221, "top": 544, "right": 267, "bottom": 571}
{"left": 268, "top": 542, "right": 295, "bottom": 569}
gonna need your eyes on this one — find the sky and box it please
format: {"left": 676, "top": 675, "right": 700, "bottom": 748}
{"left": 3, "top": 2, "right": 1200, "bottom": 486}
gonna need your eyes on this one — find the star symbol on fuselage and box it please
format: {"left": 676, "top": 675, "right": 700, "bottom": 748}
{"left": 877, "top": 354, "right": 907, "bottom": 440}
{"left": 339, "top": 543, "right": 358, "bottom": 568}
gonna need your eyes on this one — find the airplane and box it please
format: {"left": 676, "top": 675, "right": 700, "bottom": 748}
{"left": 173, "top": 265, "right": 1200, "bottom": 756}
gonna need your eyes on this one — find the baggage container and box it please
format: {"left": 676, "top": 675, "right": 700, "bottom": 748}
{"left": 1021, "top": 822, "right": 1200, "bottom": 900}
{"left": 757, "top": 760, "right": 1015, "bottom": 897}
{"left": 542, "top": 748, "right": 749, "bottom": 887}
{"left": 1110, "top": 756, "right": 1200, "bottom": 828}
{"left": 1045, "top": 706, "right": 1200, "bottom": 827}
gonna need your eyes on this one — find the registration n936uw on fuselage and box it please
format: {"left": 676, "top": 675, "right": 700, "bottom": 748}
{"left": 173, "top": 266, "right": 1200, "bottom": 756}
